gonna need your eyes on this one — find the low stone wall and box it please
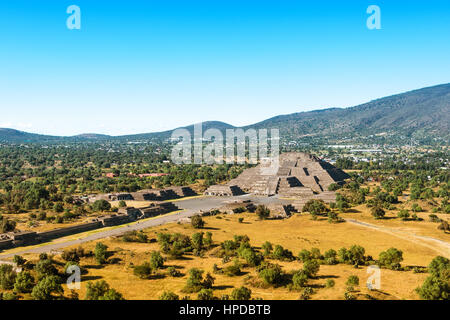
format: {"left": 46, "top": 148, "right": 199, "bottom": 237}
{"left": 0, "top": 239, "right": 13, "bottom": 250}
{"left": 0, "top": 201, "right": 182, "bottom": 252}
{"left": 38, "top": 221, "right": 103, "bottom": 241}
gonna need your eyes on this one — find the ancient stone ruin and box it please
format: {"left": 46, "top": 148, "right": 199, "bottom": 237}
{"left": 88, "top": 186, "right": 197, "bottom": 203}
{"left": 0, "top": 202, "right": 180, "bottom": 251}
{"left": 205, "top": 152, "right": 349, "bottom": 203}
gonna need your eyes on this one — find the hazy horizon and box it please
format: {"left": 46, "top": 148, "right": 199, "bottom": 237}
{"left": 1, "top": 81, "right": 449, "bottom": 137}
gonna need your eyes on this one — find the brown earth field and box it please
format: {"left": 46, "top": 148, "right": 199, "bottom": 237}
{"left": 16, "top": 207, "right": 446, "bottom": 300}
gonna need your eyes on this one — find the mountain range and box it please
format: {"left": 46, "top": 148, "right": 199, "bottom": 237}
{"left": 1, "top": 83, "right": 449, "bottom": 145}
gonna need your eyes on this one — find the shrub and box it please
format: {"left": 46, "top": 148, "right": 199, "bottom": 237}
{"left": 325, "top": 279, "right": 335, "bottom": 288}
{"left": 191, "top": 216, "right": 205, "bottom": 229}
{"left": 255, "top": 205, "right": 270, "bottom": 220}
{"left": 61, "top": 248, "right": 81, "bottom": 263}
{"left": 0, "top": 264, "right": 17, "bottom": 290}
{"left": 298, "top": 249, "right": 311, "bottom": 262}
{"left": 303, "top": 260, "right": 320, "bottom": 278}
{"left": 224, "top": 259, "right": 242, "bottom": 276}
{"left": 184, "top": 268, "right": 206, "bottom": 293}
{"left": 411, "top": 203, "right": 423, "bottom": 212}
{"left": 346, "top": 275, "right": 360, "bottom": 286}
{"left": 150, "top": 251, "right": 164, "bottom": 270}
{"left": 338, "top": 245, "right": 366, "bottom": 266}
{"left": 133, "top": 263, "right": 153, "bottom": 279}
{"left": 85, "top": 280, "right": 124, "bottom": 300}
{"left": 1, "top": 218, "right": 16, "bottom": 233}
{"left": 302, "top": 200, "right": 329, "bottom": 217}
{"left": 379, "top": 248, "right": 403, "bottom": 270}
{"left": 324, "top": 249, "right": 338, "bottom": 265}
{"left": 122, "top": 230, "right": 148, "bottom": 243}
{"left": 291, "top": 270, "right": 308, "bottom": 289}
{"left": 231, "top": 286, "right": 252, "bottom": 300}
{"left": 397, "top": 209, "right": 410, "bottom": 221}
{"left": 429, "top": 214, "right": 441, "bottom": 223}
{"left": 272, "top": 245, "right": 295, "bottom": 261}
{"left": 310, "top": 247, "right": 322, "bottom": 260}
{"left": 197, "top": 289, "right": 214, "bottom": 300}
{"left": 94, "top": 242, "right": 108, "bottom": 264}
{"left": 14, "top": 271, "right": 35, "bottom": 293}
{"left": 344, "top": 291, "right": 356, "bottom": 300}
{"left": 159, "top": 291, "right": 179, "bottom": 300}
{"left": 31, "top": 275, "right": 63, "bottom": 300}
{"left": 13, "top": 255, "right": 26, "bottom": 266}
{"left": 417, "top": 276, "right": 449, "bottom": 300}
{"left": 428, "top": 256, "right": 449, "bottom": 278}
{"left": 371, "top": 206, "right": 385, "bottom": 219}
{"left": 299, "top": 287, "right": 314, "bottom": 300}
{"left": 239, "top": 247, "right": 263, "bottom": 267}
{"left": 92, "top": 200, "right": 111, "bottom": 212}
{"left": 262, "top": 241, "right": 273, "bottom": 256}
{"left": 34, "top": 259, "right": 58, "bottom": 280}
{"left": 258, "top": 263, "right": 283, "bottom": 286}
{"left": 167, "top": 266, "right": 182, "bottom": 277}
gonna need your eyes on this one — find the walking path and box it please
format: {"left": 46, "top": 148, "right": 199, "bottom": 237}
{"left": 345, "top": 218, "right": 450, "bottom": 258}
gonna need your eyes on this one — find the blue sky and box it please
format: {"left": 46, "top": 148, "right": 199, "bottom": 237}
{"left": 0, "top": 0, "right": 449, "bottom": 136}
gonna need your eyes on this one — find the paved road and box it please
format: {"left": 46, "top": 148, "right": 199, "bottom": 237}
{"left": 0, "top": 195, "right": 283, "bottom": 260}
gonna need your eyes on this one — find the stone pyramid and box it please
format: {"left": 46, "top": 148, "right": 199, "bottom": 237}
{"left": 225, "top": 152, "right": 349, "bottom": 196}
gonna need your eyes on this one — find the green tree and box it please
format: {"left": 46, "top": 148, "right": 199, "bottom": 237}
{"left": 262, "top": 241, "right": 273, "bottom": 256}
{"left": 258, "top": 263, "right": 283, "bottom": 286}
{"left": 0, "top": 264, "right": 17, "bottom": 290}
{"left": 85, "top": 280, "right": 124, "bottom": 300}
{"left": 150, "top": 251, "right": 164, "bottom": 270}
{"left": 13, "top": 255, "right": 26, "bottom": 266}
{"left": 159, "top": 291, "right": 180, "bottom": 300}
{"left": 291, "top": 270, "right": 308, "bottom": 289}
{"left": 31, "top": 275, "right": 63, "bottom": 300}
{"left": 416, "top": 275, "right": 449, "bottom": 300}
{"left": 94, "top": 242, "right": 108, "bottom": 264}
{"left": 197, "top": 288, "right": 214, "bottom": 300}
{"left": 192, "top": 232, "right": 204, "bottom": 252}
{"left": 92, "top": 200, "right": 111, "bottom": 212}
{"left": 379, "top": 248, "right": 403, "bottom": 270}
{"left": 184, "top": 268, "right": 205, "bottom": 293}
{"left": 371, "top": 205, "right": 385, "bottom": 219}
{"left": 255, "top": 205, "right": 270, "bottom": 220}
{"left": 34, "top": 259, "right": 58, "bottom": 280}
{"left": 191, "top": 216, "right": 205, "bottom": 229}
{"left": 14, "top": 271, "right": 35, "bottom": 293}
{"left": 346, "top": 275, "right": 360, "bottom": 286}
{"left": 303, "top": 260, "right": 320, "bottom": 278}
{"left": 428, "top": 256, "right": 450, "bottom": 279}
{"left": 397, "top": 209, "right": 410, "bottom": 221}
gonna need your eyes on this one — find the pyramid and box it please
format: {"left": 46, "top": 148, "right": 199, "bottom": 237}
{"left": 213, "top": 152, "right": 349, "bottom": 197}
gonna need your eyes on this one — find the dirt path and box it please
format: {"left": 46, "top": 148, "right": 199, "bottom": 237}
{"left": 345, "top": 218, "right": 450, "bottom": 258}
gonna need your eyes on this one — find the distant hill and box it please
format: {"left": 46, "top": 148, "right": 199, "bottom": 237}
{"left": 117, "top": 121, "right": 235, "bottom": 141}
{"left": 0, "top": 128, "right": 60, "bottom": 143}
{"left": 1, "top": 83, "right": 449, "bottom": 144}
{"left": 246, "top": 83, "right": 449, "bottom": 143}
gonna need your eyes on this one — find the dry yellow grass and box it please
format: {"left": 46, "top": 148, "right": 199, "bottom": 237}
{"left": 51, "top": 211, "right": 444, "bottom": 300}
